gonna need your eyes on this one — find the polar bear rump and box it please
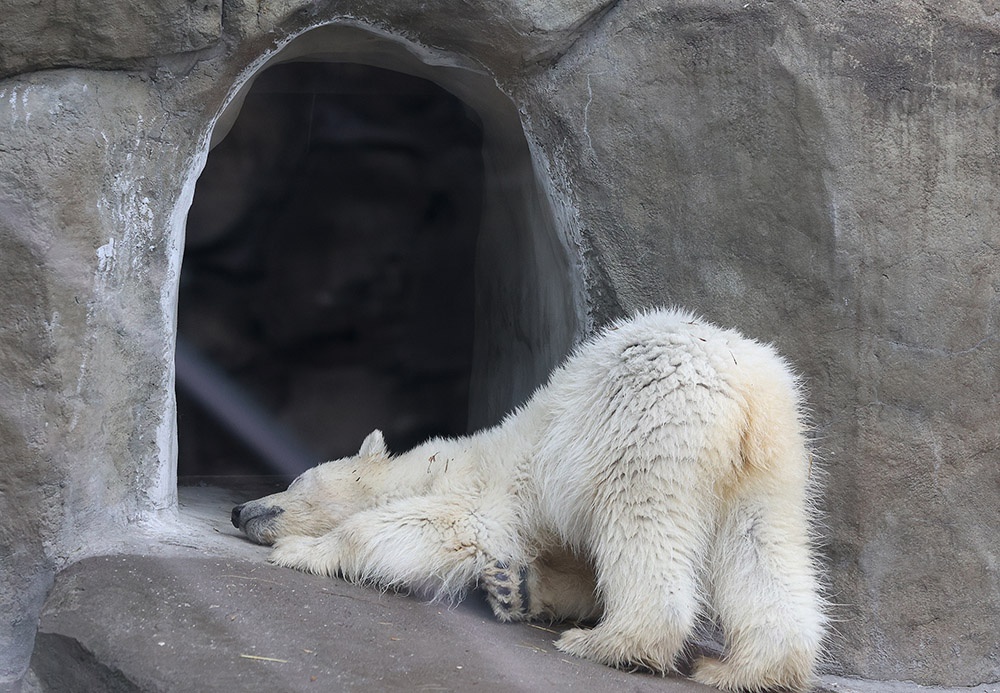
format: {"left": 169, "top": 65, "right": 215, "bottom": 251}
{"left": 231, "top": 308, "right": 826, "bottom": 692}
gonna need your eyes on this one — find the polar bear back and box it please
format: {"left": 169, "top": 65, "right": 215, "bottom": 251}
{"left": 523, "top": 308, "right": 804, "bottom": 547}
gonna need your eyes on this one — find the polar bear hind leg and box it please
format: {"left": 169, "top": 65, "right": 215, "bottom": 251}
{"left": 694, "top": 353, "right": 826, "bottom": 692}
{"left": 693, "top": 480, "right": 825, "bottom": 692}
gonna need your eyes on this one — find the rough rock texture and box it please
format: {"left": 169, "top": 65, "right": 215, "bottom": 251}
{"left": 0, "top": 0, "right": 223, "bottom": 77}
{"left": 26, "top": 555, "right": 710, "bottom": 693}
{"left": 1, "top": 0, "right": 998, "bottom": 689}
{"left": 23, "top": 485, "right": 712, "bottom": 693}
{"left": 518, "top": 1, "right": 1000, "bottom": 684}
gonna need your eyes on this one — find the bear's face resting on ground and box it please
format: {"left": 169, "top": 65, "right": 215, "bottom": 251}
{"left": 232, "top": 430, "right": 390, "bottom": 545}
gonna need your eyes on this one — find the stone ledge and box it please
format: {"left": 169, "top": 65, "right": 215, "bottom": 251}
{"left": 818, "top": 677, "right": 1000, "bottom": 693}
{"left": 26, "top": 484, "right": 709, "bottom": 692}
{"left": 26, "top": 485, "right": 998, "bottom": 693}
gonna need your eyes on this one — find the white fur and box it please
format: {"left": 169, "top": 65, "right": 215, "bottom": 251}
{"left": 233, "top": 308, "right": 826, "bottom": 692}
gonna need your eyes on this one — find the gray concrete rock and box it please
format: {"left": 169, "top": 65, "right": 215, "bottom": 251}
{"left": 0, "top": 0, "right": 223, "bottom": 78}
{"left": 518, "top": 2, "right": 1000, "bottom": 684}
{"left": 28, "top": 553, "right": 709, "bottom": 692}
{"left": 1, "top": 0, "right": 999, "bottom": 689}
{"left": 20, "top": 484, "right": 713, "bottom": 692}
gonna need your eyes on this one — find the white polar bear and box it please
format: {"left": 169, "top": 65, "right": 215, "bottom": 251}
{"left": 231, "top": 308, "right": 826, "bottom": 691}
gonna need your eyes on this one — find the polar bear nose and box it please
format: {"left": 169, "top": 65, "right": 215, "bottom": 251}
{"left": 231, "top": 504, "right": 245, "bottom": 528}
{"left": 231, "top": 502, "right": 284, "bottom": 532}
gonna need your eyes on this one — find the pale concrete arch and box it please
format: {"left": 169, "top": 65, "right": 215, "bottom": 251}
{"left": 166, "top": 21, "right": 585, "bottom": 494}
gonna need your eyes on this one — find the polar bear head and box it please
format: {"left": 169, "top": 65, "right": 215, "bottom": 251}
{"left": 231, "top": 429, "right": 389, "bottom": 545}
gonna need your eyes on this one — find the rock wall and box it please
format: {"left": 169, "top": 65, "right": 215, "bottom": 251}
{"left": 520, "top": 3, "right": 1000, "bottom": 684}
{"left": 1, "top": 0, "right": 998, "bottom": 688}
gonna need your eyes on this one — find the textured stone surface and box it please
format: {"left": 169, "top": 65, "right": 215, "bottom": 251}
{"left": 0, "top": 0, "right": 223, "bottom": 78}
{"left": 1, "top": 0, "right": 999, "bottom": 689}
{"left": 24, "top": 486, "right": 711, "bottom": 693}
{"left": 0, "top": 70, "right": 193, "bottom": 684}
{"left": 516, "top": 2, "right": 1000, "bottom": 684}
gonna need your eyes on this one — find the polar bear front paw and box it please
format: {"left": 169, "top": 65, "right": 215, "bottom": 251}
{"left": 481, "top": 561, "right": 531, "bottom": 622}
{"left": 269, "top": 535, "right": 341, "bottom": 577}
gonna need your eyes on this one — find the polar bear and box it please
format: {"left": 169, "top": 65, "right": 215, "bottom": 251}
{"left": 231, "top": 308, "right": 826, "bottom": 691}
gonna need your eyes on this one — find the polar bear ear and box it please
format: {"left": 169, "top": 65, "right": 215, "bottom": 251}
{"left": 358, "top": 429, "right": 389, "bottom": 459}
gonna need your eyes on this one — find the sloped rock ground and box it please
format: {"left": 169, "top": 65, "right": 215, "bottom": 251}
{"left": 26, "top": 483, "right": 1000, "bottom": 693}
{"left": 27, "top": 483, "right": 712, "bottom": 693}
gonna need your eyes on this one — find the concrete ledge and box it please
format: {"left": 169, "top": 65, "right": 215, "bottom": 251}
{"left": 25, "top": 485, "right": 1000, "bottom": 693}
{"left": 817, "top": 677, "right": 1000, "bottom": 693}
{"left": 26, "top": 485, "right": 709, "bottom": 692}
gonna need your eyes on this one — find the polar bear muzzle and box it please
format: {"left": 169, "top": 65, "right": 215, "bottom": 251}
{"left": 231, "top": 502, "right": 285, "bottom": 545}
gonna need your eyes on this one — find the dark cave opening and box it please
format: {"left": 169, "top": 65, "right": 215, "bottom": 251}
{"left": 176, "top": 62, "right": 485, "bottom": 479}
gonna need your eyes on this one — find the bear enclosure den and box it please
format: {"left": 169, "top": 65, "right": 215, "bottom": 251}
{"left": 9, "top": 4, "right": 1000, "bottom": 691}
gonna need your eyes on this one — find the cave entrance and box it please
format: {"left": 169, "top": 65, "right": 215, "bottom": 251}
{"left": 175, "top": 25, "right": 580, "bottom": 484}
{"left": 177, "top": 62, "right": 482, "bottom": 479}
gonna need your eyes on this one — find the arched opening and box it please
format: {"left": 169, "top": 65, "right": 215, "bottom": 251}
{"left": 177, "top": 61, "right": 483, "bottom": 478}
{"left": 175, "top": 24, "right": 581, "bottom": 485}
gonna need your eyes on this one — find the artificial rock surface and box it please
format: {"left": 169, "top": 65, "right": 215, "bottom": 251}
{"left": 1, "top": 0, "right": 999, "bottom": 689}
{"left": 25, "top": 485, "right": 714, "bottom": 693}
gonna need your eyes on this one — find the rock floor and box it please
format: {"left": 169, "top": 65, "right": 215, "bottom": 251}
{"left": 25, "top": 482, "right": 710, "bottom": 693}
{"left": 23, "top": 482, "right": 1000, "bottom": 693}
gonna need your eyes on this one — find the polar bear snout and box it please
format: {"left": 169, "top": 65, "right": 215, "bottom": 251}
{"left": 230, "top": 504, "right": 244, "bottom": 528}
{"left": 231, "top": 502, "right": 285, "bottom": 545}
